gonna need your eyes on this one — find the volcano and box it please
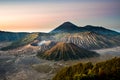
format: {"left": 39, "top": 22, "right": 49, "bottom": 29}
{"left": 50, "top": 22, "right": 120, "bottom": 37}
{"left": 60, "top": 31, "right": 119, "bottom": 50}
{"left": 50, "top": 22, "right": 86, "bottom": 33}
{"left": 37, "top": 42, "right": 99, "bottom": 61}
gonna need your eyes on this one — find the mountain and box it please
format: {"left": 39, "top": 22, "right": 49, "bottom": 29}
{"left": 1, "top": 33, "right": 38, "bottom": 51}
{"left": 84, "top": 25, "right": 120, "bottom": 36}
{"left": 0, "top": 31, "right": 28, "bottom": 42}
{"left": 50, "top": 22, "right": 86, "bottom": 33}
{"left": 37, "top": 42, "right": 99, "bottom": 61}
{"left": 50, "top": 22, "right": 120, "bottom": 37}
{"left": 60, "top": 31, "right": 120, "bottom": 50}
{"left": 1, "top": 22, "right": 120, "bottom": 50}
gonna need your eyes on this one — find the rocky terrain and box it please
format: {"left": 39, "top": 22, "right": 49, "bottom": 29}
{"left": 0, "top": 41, "right": 120, "bottom": 80}
{"left": 60, "top": 31, "right": 119, "bottom": 49}
{"left": 0, "top": 22, "right": 120, "bottom": 80}
{"left": 31, "top": 40, "right": 57, "bottom": 53}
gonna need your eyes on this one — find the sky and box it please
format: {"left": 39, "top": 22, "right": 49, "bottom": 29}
{"left": 0, "top": 0, "right": 120, "bottom": 32}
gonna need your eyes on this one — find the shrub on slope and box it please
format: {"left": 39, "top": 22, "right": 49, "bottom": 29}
{"left": 53, "top": 57, "right": 120, "bottom": 80}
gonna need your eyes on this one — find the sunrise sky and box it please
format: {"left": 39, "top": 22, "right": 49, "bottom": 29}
{"left": 0, "top": 0, "right": 120, "bottom": 32}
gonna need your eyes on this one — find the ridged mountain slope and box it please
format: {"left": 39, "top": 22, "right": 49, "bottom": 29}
{"left": 60, "top": 32, "right": 119, "bottom": 50}
{"left": 37, "top": 42, "right": 99, "bottom": 61}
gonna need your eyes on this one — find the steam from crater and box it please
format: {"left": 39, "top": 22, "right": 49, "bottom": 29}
{"left": 38, "top": 40, "right": 47, "bottom": 46}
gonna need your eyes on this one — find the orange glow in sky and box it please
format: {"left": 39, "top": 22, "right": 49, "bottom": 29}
{"left": 0, "top": 1, "right": 120, "bottom": 32}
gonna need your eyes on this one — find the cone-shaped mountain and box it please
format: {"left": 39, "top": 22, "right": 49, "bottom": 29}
{"left": 37, "top": 42, "right": 99, "bottom": 61}
{"left": 50, "top": 22, "right": 86, "bottom": 33}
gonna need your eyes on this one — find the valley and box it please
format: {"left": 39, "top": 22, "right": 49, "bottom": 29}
{"left": 0, "top": 22, "right": 120, "bottom": 80}
{"left": 0, "top": 0, "right": 120, "bottom": 79}
{"left": 0, "top": 42, "right": 120, "bottom": 80}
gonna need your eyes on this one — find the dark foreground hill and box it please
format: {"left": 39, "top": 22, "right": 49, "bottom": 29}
{"left": 53, "top": 57, "right": 120, "bottom": 80}
{"left": 37, "top": 42, "right": 99, "bottom": 61}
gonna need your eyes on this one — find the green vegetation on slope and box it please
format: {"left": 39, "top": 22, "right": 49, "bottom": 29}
{"left": 1, "top": 33, "right": 38, "bottom": 50}
{"left": 53, "top": 57, "right": 120, "bottom": 80}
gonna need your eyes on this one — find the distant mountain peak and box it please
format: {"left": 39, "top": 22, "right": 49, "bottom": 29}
{"left": 50, "top": 22, "right": 80, "bottom": 33}
{"left": 63, "top": 21, "right": 72, "bottom": 24}
{"left": 58, "top": 21, "right": 78, "bottom": 28}
{"left": 62, "top": 21, "right": 75, "bottom": 25}
{"left": 50, "top": 21, "right": 120, "bottom": 36}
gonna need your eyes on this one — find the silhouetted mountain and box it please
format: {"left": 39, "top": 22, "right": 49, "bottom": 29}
{"left": 84, "top": 25, "right": 120, "bottom": 36}
{"left": 50, "top": 22, "right": 86, "bottom": 33}
{"left": 60, "top": 31, "right": 120, "bottom": 49}
{"left": 0, "top": 31, "right": 28, "bottom": 42}
{"left": 50, "top": 22, "right": 120, "bottom": 37}
{"left": 37, "top": 42, "right": 99, "bottom": 61}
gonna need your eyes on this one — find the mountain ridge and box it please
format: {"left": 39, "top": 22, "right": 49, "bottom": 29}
{"left": 50, "top": 22, "right": 82, "bottom": 33}
{"left": 50, "top": 22, "right": 120, "bottom": 36}
{"left": 60, "top": 31, "right": 120, "bottom": 49}
{"left": 0, "top": 31, "right": 29, "bottom": 42}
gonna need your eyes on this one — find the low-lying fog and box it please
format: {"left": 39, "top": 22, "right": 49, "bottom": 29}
{"left": 0, "top": 42, "right": 120, "bottom": 80}
{"left": 94, "top": 46, "right": 120, "bottom": 56}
